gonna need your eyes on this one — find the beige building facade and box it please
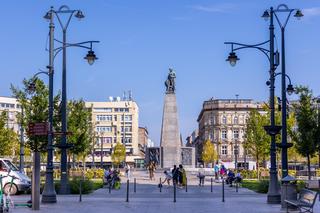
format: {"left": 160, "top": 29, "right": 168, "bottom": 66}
{"left": 85, "top": 98, "right": 143, "bottom": 167}
{"left": 0, "top": 96, "right": 22, "bottom": 134}
{"left": 197, "top": 98, "right": 264, "bottom": 169}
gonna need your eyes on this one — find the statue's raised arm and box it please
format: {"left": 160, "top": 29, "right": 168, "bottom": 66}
{"left": 165, "top": 68, "right": 176, "bottom": 94}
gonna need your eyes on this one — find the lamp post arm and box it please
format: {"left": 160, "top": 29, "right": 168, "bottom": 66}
{"left": 53, "top": 41, "right": 100, "bottom": 61}
{"left": 225, "top": 41, "right": 271, "bottom": 62}
{"left": 274, "top": 72, "right": 292, "bottom": 85}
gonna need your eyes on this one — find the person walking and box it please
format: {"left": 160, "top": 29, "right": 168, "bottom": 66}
{"left": 178, "top": 164, "right": 186, "bottom": 187}
{"left": 198, "top": 165, "right": 205, "bottom": 186}
{"left": 172, "top": 165, "right": 178, "bottom": 185}
{"left": 125, "top": 164, "right": 131, "bottom": 180}
{"left": 214, "top": 163, "right": 220, "bottom": 180}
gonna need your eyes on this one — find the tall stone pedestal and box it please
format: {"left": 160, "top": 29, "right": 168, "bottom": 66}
{"left": 160, "top": 93, "right": 181, "bottom": 168}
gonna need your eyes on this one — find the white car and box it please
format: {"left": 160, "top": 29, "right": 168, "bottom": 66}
{"left": 0, "top": 158, "right": 31, "bottom": 195}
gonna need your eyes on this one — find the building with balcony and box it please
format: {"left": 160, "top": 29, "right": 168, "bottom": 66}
{"left": 197, "top": 98, "right": 264, "bottom": 169}
{"left": 0, "top": 96, "right": 22, "bottom": 134}
{"left": 85, "top": 97, "right": 144, "bottom": 167}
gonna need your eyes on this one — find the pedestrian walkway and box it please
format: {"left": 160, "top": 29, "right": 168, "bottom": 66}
{"left": 12, "top": 170, "right": 320, "bottom": 213}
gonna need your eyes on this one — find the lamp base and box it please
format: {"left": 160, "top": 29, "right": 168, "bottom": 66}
{"left": 267, "top": 194, "right": 281, "bottom": 204}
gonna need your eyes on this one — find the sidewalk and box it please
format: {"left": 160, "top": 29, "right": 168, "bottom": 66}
{"left": 11, "top": 170, "right": 320, "bottom": 213}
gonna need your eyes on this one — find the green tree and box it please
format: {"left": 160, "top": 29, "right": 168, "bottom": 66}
{"left": 244, "top": 109, "right": 269, "bottom": 178}
{"left": 67, "top": 99, "right": 92, "bottom": 167}
{"left": 111, "top": 143, "right": 126, "bottom": 168}
{"left": 201, "top": 139, "right": 217, "bottom": 166}
{"left": 0, "top": 111, "right": 19, "bottom": 156}
{"left": 293, "top": 86, "right": 318, "bottom": 180}
{"left": 11, "top": 77, "right": 60, "bottom": 152}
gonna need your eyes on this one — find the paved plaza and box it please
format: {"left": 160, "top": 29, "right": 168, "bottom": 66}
{"left": 11, "top": 170, "right": 320, "bottom": 213}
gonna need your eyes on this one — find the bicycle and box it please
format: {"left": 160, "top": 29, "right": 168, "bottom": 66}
{"left": 0, "top": 172, "right": 31, "bottom": 213}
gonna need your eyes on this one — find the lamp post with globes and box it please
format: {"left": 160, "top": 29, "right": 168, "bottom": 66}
{"left": 224, "top": 5, "right": 302, "bottom": 204}
{"left": 42, "top": 5, "right": 99, "bottom": 199}
{"left": 262, "top": 3, "right": 303, "bottom": 179}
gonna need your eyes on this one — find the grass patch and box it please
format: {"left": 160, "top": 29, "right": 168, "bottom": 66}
{"left": 241, "top": 180, "right": 269, "bottom": 193}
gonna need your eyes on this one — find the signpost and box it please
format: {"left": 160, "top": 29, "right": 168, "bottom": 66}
{"left": 27, "top": 122, "right": 49, "bottom": 136}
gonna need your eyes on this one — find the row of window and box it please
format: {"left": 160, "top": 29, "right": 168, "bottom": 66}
{"left": 0, "top": 103, "right": 21, "bottom": 109}
{"left": 221, "top": 145, "right": 239, "bottom": 155}
{"left": 96, "top": 126, "right": 133, "bottom": 133}
{"left": 96, "top": 114, "right": 132, "bottom": 122}
{"left": 96, "top": 137, "right": 132, "bottom": 145}
{"left": 209, "top": 115, "right": 248, "bottom": 125}
{"left": 221, "top": 129, "right": 239, "bottom": 140}
{"left": 93, "top": 107, "right": 130, "bottom": 113}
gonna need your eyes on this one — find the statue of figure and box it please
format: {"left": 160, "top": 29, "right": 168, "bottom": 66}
{"left": 165, "top": 68, "right": 176, "bottom": 93}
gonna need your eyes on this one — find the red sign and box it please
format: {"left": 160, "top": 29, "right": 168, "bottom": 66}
{"left": 27, "top": 122, "right": 49, "bottom": 136}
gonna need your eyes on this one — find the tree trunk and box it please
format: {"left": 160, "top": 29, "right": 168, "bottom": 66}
{"left": 256, "top": 155, "right": 260, "bottom": 180}
{"left": 307, "top": 154, "right": 311, "bottom": 180}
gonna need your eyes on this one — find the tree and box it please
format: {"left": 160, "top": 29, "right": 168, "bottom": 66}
{"left": 244, "top": 109, "right": 269, "bottom": 178}
{"left": 0, "top": 111, "right": 19, "bottom": 156}
{"left": 11, "top": 77, "right": 60, "bottom": 152}
{"left": 111, "top": 143, "right": 126, "bottom": 168}
{"left": 201, "top": 139, "right": 217, "bottom": 166}
{"left": 67, "top": 99, "right": 92, "bottom": 166}
{"left": 293, "top": 86, "right": 318, "bottom": 180}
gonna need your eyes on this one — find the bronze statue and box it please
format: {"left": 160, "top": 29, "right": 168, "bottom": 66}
{"left": 165, "top": 68, "right": 176, "bottom": 93}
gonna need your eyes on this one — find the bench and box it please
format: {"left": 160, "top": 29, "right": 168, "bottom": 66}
{"left": 284, "top": 188, "right": 318, "bottom": 213}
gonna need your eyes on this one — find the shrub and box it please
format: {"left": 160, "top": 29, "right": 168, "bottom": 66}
{"left": 69, "top": 178, "right": 94, "bottom": 194}
{"left": 257, "top": 180, "right": 269, "bottom": 193}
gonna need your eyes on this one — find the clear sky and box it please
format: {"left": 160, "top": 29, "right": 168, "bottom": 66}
{"left": 0, "top": 0, "right": 319, "bottom": 145}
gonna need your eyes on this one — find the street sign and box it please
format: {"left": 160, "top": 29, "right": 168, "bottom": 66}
{"left": 27, "top": 122, "right": 49, "bottom": 136}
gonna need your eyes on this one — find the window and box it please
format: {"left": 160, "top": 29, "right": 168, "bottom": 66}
{"left": 121, "top": 126, "right": 132, "bottom": 132}
{"left": 234, "top": 116, "right": 238, "bottom": 124}
{"left": 102, "top": 137, "right": 112, "bottom": 144}
{"left": 122, "top": 137, "right": 132, "bottom": 144}
{"left": 121, "top": 115, "right": 132, "bottom": 121}
{"left": 96, "top": 126, "right": 112, "bottom": 132}
{"left": 222, "top": 145, "right": 228, "bottom": 155}
{"left": 222, "top": 116, "right": 227, "bottom": 124}
{"left": 96, "top": 115, "right": 112, "bottom": 121}
{"left": 233, "top": 130, "right": 239, "bottom": 139}
{"left": 221, "top": 130, "right": 227, "bottom": 140}
{"left": 114, "top": 115, "right": 117, "bottom": 121}
{"left": 93, "top": 108, "right": 112, "bottom": 112}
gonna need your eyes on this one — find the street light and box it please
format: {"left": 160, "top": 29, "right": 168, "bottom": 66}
{"left": 225, "top": 6, "right": 282, "bottom": 204}
{"left": 226, "top": 52, "right": 239, "bottom": 67}
{"left": 263, "top": 4, "right": 302, "bottom": 179}
{"left": 42, "top": 5, "right": 99, "bottom": 198}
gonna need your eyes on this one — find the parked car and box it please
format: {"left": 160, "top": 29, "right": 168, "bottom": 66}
{"left": 0, "top": 158, "right": 31, "bottom": 195}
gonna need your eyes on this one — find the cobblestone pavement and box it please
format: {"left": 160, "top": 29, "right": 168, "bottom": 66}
{"left": 11, "top": 170, "right": 320, "bottom": 213}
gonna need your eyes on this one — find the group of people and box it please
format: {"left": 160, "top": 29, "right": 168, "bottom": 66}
{"left": 162, "top": 164, "right": 187, "bottom": 188}
{"left": 197, "top": 163, "right": 242, "bottom": 187}
{"left": 104, "top": 168, "right": 121, "bottom": 189}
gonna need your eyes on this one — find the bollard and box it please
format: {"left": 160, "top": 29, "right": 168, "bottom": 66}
{"left": 79, "top": 178, "right": 82, "bottom": 202}
{"left": 319, "top": 179, "right": 320, "bottom": 201}
{"left": 159, "top": 178, "right": 162, "bottom": 193}
{"left": 126, "top": 179, "right": 129, "bottom": 202}
{"left": 185, "top": 178, "right": 188, "bottom": 192}
{"left": 173, "top": 182, "right": 176, "bottom": 203}
{"left": 211, "top": 178, "right": 213, "bottom": 192}
{"left": 222, "top": 178, "right": 225, "bottom": 202}
{"left": 109, "top": 182, "right": 111, "bottom": 194}
{"left": 134, "top": 178, "right": 136, "bottom": 193}
{"left": 236, "top": 181, "right": 238, "bottom": 193}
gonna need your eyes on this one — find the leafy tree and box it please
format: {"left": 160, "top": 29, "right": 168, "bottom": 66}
{"left": 292, "top": 86, "right": 318, "bottom": 180}
{"left": 0, "top": 111, "right": 19, "bottom": 156}
{"left": 11, "top": 78, "right": 60, "bottom": 152}
{"left": 201, "top": 139, "right": 217, "bottom": 166}
{"left": 111, "top": 143, "right": 126, "bottom": 168}
{"left": 67, "top": 99, "right": 92, "bottom": 166}
{"left": 244, "top": 109, "right": 269, "bottom": 178}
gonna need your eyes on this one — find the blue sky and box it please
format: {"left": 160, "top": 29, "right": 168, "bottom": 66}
{"left": 1, "top": 0, "right": 319, "bottom": 145}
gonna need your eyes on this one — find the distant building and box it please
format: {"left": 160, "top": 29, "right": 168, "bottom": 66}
{"left": 0, "top": 96, "right": 22, "bottom": 134}
{"left": 85, "top": 97, "right": 144, "bottom": 167}
{"left": 197, "top": 98, "right": 264, "bottom": 169}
